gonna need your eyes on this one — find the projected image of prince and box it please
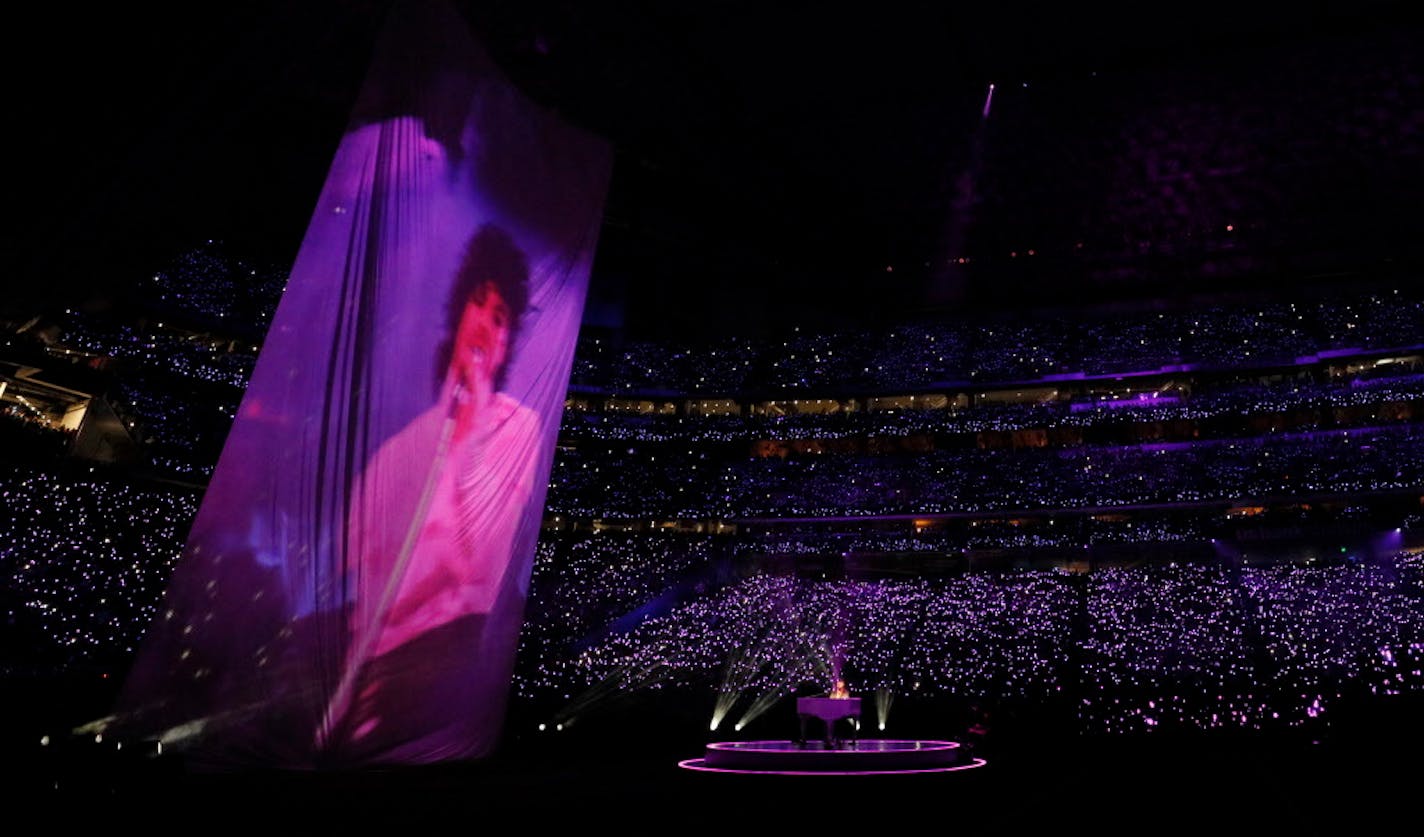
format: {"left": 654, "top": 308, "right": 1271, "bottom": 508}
{"left": 325, "top": 223, "right": 543, "bottom": 759}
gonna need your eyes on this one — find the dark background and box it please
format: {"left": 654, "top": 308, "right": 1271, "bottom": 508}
{"left": 7, "top": 1, "right": 1421, "bottom": 337}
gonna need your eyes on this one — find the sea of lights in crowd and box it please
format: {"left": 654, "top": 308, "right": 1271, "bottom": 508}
{"left": 514, "top": 536, "right": 1424, "bottom": 736}
{"left": 548, "top": 424, "right": 1424, "bottom": 518}
{"left": 570, "top": 291, "right": 1424, "bottom": 396}
{"left": 3, "top": 239, "right": 1424, "bottom": 743}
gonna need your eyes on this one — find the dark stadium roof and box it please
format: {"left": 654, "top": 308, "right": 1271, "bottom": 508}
{"left": 8, "top": 0, "right": 1422, "bottom": 336}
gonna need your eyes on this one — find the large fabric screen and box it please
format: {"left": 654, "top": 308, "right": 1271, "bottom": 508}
{"left": 111, "top": 1, "right": 610, "bottom": 767}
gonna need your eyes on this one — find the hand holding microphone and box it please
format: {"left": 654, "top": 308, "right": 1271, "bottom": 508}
{"left": 451, "top": 345, "right": 493, "bottom": 430}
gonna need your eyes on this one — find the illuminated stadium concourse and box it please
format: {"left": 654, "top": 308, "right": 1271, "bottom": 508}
{"left": 4, "top": 0, "right": 1423, "bottom": 828}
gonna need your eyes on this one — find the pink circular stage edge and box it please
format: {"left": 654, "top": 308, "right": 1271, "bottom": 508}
{"left": 678, "top": 739, "right": 988, "bottom": 775}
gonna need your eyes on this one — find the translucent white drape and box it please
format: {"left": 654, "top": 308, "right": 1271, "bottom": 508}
{"left": 114, "top": 0, "right": 610, "bottom": 767}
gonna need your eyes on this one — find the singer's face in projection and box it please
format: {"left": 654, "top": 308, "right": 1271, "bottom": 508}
{"left": 450, "top": 280, "right": 511, "bottom": 396}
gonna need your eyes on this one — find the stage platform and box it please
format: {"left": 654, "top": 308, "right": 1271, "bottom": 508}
{"left": 678, "top": 738, "right": 986, "bottom": 775}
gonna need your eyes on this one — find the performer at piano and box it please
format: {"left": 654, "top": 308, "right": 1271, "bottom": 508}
{"left": 796, "top": 679, "right": 860, "bottom": 748}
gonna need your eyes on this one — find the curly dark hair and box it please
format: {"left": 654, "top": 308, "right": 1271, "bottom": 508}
{"left": 435, "top": 223, "right": 530, "bottom": 391}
